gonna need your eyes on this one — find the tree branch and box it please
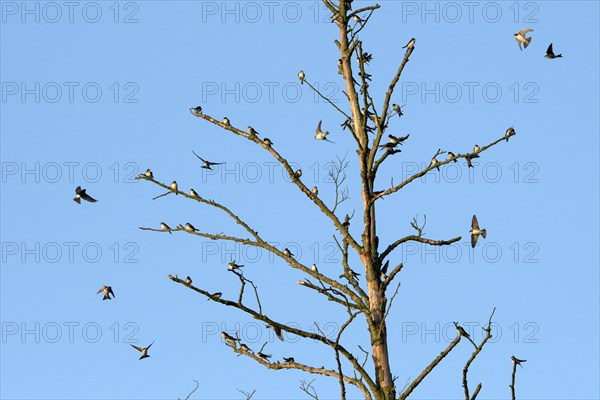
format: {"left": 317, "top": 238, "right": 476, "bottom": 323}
{"left": 462, "top": 308, "right": 497, "bottom": 400}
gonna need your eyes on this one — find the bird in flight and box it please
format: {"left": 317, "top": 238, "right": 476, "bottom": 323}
{"left": 470, "top": 215, "right": 487, "bottom": 248}
{"left": 97, "top": 285, "right": 115, "bottom": 300}
{"left": 192, "top": 151, "right": 224, "bottom": 170}
{"left": 131, "top": 341, "right": 154, "bottom": 360}
{"left": 545, "top": 43, "right": 562, "bottom": 59}
{"left": 315, "top": 120, "right": 335, "bottom": 143}
{"left": 73, "top": 186, "right": 97, "bottom": 204}
{"left": 514, "top": 29, "right": 533, "bottom": 50}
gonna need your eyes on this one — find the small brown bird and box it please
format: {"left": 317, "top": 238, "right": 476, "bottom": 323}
{"left": 469, "top": 215, "right": 487, "bottom": 248}
{"left": 267, "top": 324, "right": 284, "bottom": 341}
{"left": 97, "top": 285, "right": 115, "bottom": 300}
{"left": 545, "top": 43, "right": 562, "bottom": 59}
{"left": 257, "top": 352, "right": 272, "bottom": 361}
{"left": 283, "top": 357, "right": 295, "bottom": 363}
{"left": 131, "top": 341, "right": 154, "bottom": 360}
{"left": 73, "top": 186, "right": 97, "bottom": 204}
{"left": 511, "top": 355, "right": 527, "bottom": 367}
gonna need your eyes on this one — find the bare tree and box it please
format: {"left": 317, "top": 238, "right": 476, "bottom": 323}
{"left": 138, "top": 1, "right": 522, "bottom": 399}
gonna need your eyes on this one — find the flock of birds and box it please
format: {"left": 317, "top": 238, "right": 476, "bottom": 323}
{"left": 67, "top": 24, "right": 549, "bottom": 364}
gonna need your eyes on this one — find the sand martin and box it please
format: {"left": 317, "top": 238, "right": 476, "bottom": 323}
{"left": 97, "top": 285, "right": 115, "bottom": 300}
{"left": 315, "top": 120, "right": 335, "bottom": 143}
{"left": 505, "top": 127, "right": 516, "bottom": 142}
{"left": 402, "top": 38, "right": 416, "bottom": 49}
{"left": 311, "top": 264, "right": 318, "bottom": 273}
{"left": 454, "top": 322, "right": 470, "bottom": 338}
{"left": 514, "top": 29, "right": 533, "bottom": 50}
{"left": 312, "top": 186, "right": 318, "bottom": 196}
{"left": 240, "top": 343, "right": 252, "bottom": 352}
{"left": 267, "top": 324, "right": 284, "bottom": 341}
{"left": 228, "top": 261, "right": 244, "bottom": 271}
{"left": 298, "top": 70, "right": 305, "bottom": 84}
{"left": 295, "top": 169, "right": 302, "bottom": 178}
{"left": 247, "top": 126, "right": 260, "bottom": 136}
{"left": 430, "top": 157, "right": 440, "bottom": 171}
{"left": 170, "top": 181, "right": 179, "bottom": 194}
{"left": 283, "top": 357, "right": 295, "bottom": 363}
{"left": 160, "top": 222, "right": 172, "bottom": 234}
{"left": 184, "top": 276, "right": 192, "bottom": 285}
{"left": 208, "top": 292, "right": 222, "bottom": 301}
{"left": 73, "top": 186, "right": 97, "bottom": 204}
{"left": 189, "top": 188, "right": 199, "bottom": 198}
{"left": 447, "top": 152, "right": 457, "bottom": 162}
{"left": 192, "top": 151, "right": 224, "bottom": 170}
{"left": 545, "top": 43, "right": 562, "bottom": 59}
{"left": 283, "top": 248, "right": 294, "bottom": 258}
{"left": 131, "top": 341, "right": 154, "bottom": 360}
{"left": 465, "top": 156, "right": 474, "bottom": 168}
{"left": 470, "top": 215, "right": 487, "bottom": 248}
{"left": 380, "top": 260, "right": 389, "bottom": 280}
{"left": 144, "top": 169, "right": 153, "bottom": 179}
{"left": 392, "top": 103, "right": 404, "bottom": 117}
{"left": 190, "top": 106, "right": 202, "bottom": 116}
{"left": 221, "top": 331, "right": 238, "bottom": 344}
{"left": 263, "top": 138, "right": 273, "bottom": 147}
{"left": 257, "top": 352, "right": 272, "bottom": 361}
{"left": 185, "top": 223, "right": 198, "bottom": 232}
{"left": 511, "top": 356, "right": 527, "bottom": 367}
{"left": 223, "top": 117, "right": 230, "bottom": 126}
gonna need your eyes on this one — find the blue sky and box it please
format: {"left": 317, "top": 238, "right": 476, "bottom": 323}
{"left": 1, "top": 1, "right": 599, "bottom": 399}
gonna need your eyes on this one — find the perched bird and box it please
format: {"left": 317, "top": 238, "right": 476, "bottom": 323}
{"left": 170, "top": 181, "right": 178, "bottom": 194}
{"left": 131, "top": 341, "right": 154, "bottom": 360}
{"left": 283, "top": 248, "right": 294, "bottom": 258}
{"left": 189, "top": 188, "right": 199, "bottom": 198}
{"left": 312, "top": 186, "right": 318, "bottom": 196}
{"left": 454, "top": 322, "right": 470, "bottom": 338}
{"left": 185, "top": 223, "right": 198, "bottom": 232}
{"left": 349, "top": 269, "right": 361, "bottom": 279}
{"left": 295, "top": 169, "right": 302, "bottom": 178}
{"left": 402, "top": 38, "right": 416, "bottom": 49}
{"left": 505, "top": 127, "right": 516, "bottom": 142}
{"left": 160, "top": 222, "right": 172, "bottom": 234}
{"left": 447, "top": 152, "right": 457, "bottom": 162}
{"left": 342, "top": 214, "right": 351, "bottom": 228}
{"left": 247, "top": 126, "right": 259, "bottom": 136}
{"left": 315, "top": 120, "right": 334, "bottom": 143}
{"left": 184, "top": 276, "right": 192, "bottom": 285}
{"left": 283, "top": 357, "right": 295, "bottom": 363}
{"left": 470, "top": 215, "right": 487, "bottom": 248}
{"left": 190, "top": 106, "right": 202, "bottom": 115}
{"left": 97, "top": 285, "right": 115, "bottom": 300}
{"left": 228, "top": 261, "right": 244, "bottom": 271}
{"left": 192, "top": 151, "right": 224, "bottom": 170}
{"left": 240, "top": 343, "right": 252, "bottom": 352}
{"left": 267, "top": 324, "right": 284, "bottom": 341}
{"left": 337, "top": 58, "right": 343, "bottom": 74}
{"left": 380, "top": 260, "right": 389, "bottom": 280}
{"left": 144, "top": 169, "right": 153, "bottom": 179}
{"left": 430, "top": 157, "right": 440, "bottom": 171}
{"left": 353, "top": 14, "right": 364, "bottom": 25}
{"left": 298, "top": 70, "right": 305, "bottom": 84}
{"left": 545, "top": 43, "right": 562, "bottom": 59}
{"left": 311, "top": 264, "right": 318, "bottom": 273}
{"left": 379, "top": 142, "right": 399, "bottom": 152}
{"left": 221, "top": 331, "right": 238, "bottom": 344}
{"left": 257, "top": 352, "right": 272, "bottom": 361}
{"left": 223, "top": 117, "right": 231, "bottom": 126}
{"left": 514, "top": 29, "right": 533, "bottom": 50}
{"left": 73, "top": 186, "right": 97, "bottom": 204}
{"left": 358, "top": 71, "right": 372, "bottom": 81}
{"left": 392, "top": 103, "right": 404, "bottom": 117}
{"left": 208, "top": 292, "right": 222, "bottom": 301}
{"left": 511, "top": 356, "right": 527, "bottom": 367}
{"left": 465, "top": 156, "right": 474, "bottom": 168}
{"left": 263, "top": 138, "right": 273, "bottom": 146}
